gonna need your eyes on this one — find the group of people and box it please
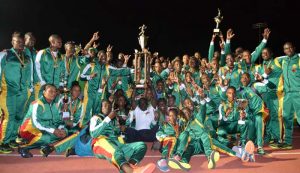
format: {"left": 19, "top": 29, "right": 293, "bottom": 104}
{"left": 0, "top": 27, "right": 299, "bottom": 173}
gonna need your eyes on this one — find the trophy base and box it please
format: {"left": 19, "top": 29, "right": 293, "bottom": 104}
{"left": 213, "top": 28, "right": 220, "bottom": 34}
{"left": 136, "top": 84, "right": 145, "bottom": 89}
{"left": 238, "top": 120, "right": 245, "bottom": 125}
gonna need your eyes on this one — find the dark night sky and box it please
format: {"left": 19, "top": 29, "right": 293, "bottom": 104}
{"left": 0, "top": 0, "right": 299, "bottom": 58}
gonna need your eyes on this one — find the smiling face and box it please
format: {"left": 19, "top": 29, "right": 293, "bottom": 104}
{"left": 262, "top": 48, "right": 271, "bottom": 61}
{"left": 158, "top": 99, "right": 167, "bottom": 113}
{"left": 98, "top": 51, "right": 107, "bottom": 64}
{"left": 173, "top": 60, "right": 182, "bottom": 73}
{"left": 71, "top": 85, "right": 81, "bottom": 99}
{"left": 102, "top": 101, "right": 112, "bottom": 115}
{"left": 43, "top": 85, "right": 57, "bottom": 102}
{"left": 183, "top": 98, "right": 194, "bottom": 111}
{"left": 12, "top": 36, "right": 24, "bottom": 51}
{"left": 182, "top": 107, "right": 191, "bottom": 121}
{"left": 65, "top": 43, "right": 75, "bottom": 57}
{"left": 240, "top": 73, "right": 250, "bottom": 87}
{"left": 49, "top": 36, "right": 62, "bottom": 50}
{"left": 154, "top": 62, "right": 162, "bottom": 73}
{"left": 182, "top": 54, "right": 189, "bottom": 65}
{"left": 167, "top": 96, "right": 176, "bottom": 107}
{"left": 168, "top": 109, "right": 178, "bottom": 124}
{"left": 24, "top": 34, "right": 36, "bottom": 48}
{"left": 201, "top": 74, "right": 211, "bottom": 89}
{"left": 117, "top": 96, "right": 126, "bottom": 108}
{"left": 226, "top": 87, "right": 236, "bottom": 102}
{"left": 156, "top": 80, "right": 164, "bottom": 92}
{"left": 188, "top": 57, "right": 197, "bottom": 68}
{"left": 283, "top": 42, "right": 295, "bottom": 57}
{"left": 139, "top": 98, "right": 148, "bottom": 111}
{"left": 185, "top": 72, "right": 193, "bottom": 83}
{"left": 226, "top": 54, "right": 234, "bottom": 68}
{"left": 211, "top": 59, "right": 219, "bottom": 70}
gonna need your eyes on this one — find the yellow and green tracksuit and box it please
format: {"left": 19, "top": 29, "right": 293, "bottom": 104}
{"left": 52, "top": 96, "right": 84, "bottom": 153}
{"left": 217, "top": 100, "right": 249, "bottom": 147}
{"left": 254, "top": 60, "right": 283, "bottom": 142}
{"left": 24, "top": 47, "right": 39, "bottom": 99}
{"left": 107, "top": 67, "right": 132, "bottom": 98}
{"left": 190, "top": 95, "right": 219, "bottom": 137}
{"left": 208, "top": 41, "right": 226, "bottom": 67}
{"left": 168, "top": 83, "right": 188, "bottom": 108}
{"left": 0, "top": 48, "right": 33, "bottom": 145}
{"left": 90, "top": 114, "right": 147, "bottom": 171}
{"left": 56, "top": 96, "right": 83, "bottom": 132}
{"left": 175, "top": 101, "right": 237, "bottom": 163}
{"left": 35, "top": 48, "right": 66, "bottom": 93}
{"left": 23, "top": 47, "right": 39, "bottom": 121}
{"left": 19, "top": 97, "right": 67, "bottom": 149}
{"left": 240, "top": 39, "right": 268, "bottom": 83}
{"left": 80, "top": 62, "right": 108, "bottom": 127}
{"left": 237, "top": 86, "right": 267, "bottom": 147}
{"left": 173, "top": 102, "right": 214, "bottom": 162}
{"left": 218, "top": 63, "right": 243, "bottom": 89}
{"left": 63, "top": 55, "right": 87, "bottom": 89}
{"left": 156, "top": 122, "right": 180, "bottom": 159}
{"left": 274, "top": 53, "right": 300, "bottom": 145}
{"left": 150, "top": 71, "right": 164, "bottom": 88}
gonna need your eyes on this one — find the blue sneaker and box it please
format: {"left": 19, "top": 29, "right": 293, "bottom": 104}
{"left": 157, "top": 159, "right": 170, "bottom": 172}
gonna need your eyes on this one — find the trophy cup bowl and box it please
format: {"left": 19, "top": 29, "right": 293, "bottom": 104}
{"left": 138, "top": 35, "right": 148, "bottom": 51}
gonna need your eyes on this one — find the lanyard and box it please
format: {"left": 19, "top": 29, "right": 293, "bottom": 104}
{"left": 50, "top": 50, "right": 58, "bottom": 68}
{"left": 12, "top": 49, "right": 25, "bottom": 68}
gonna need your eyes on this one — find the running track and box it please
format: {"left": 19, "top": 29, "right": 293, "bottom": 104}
{"left": 1, "top": 127, "right": 300, "bottom": 173}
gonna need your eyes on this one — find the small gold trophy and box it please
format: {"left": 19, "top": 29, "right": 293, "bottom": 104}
{"left": 237, "top": 99, "right": 248, "bottom": 125}
{"left": 213, "top": 8, "right": 223, "bottom": 35}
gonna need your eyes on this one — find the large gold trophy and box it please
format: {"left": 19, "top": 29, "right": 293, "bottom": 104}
{"left": 213, "top": 8, "right": 223, "bottom": 35}
{"left": 134, "top": 24, "right": 151, "bottom": 88}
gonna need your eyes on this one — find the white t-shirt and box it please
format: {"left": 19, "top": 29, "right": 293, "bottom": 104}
{"left": 129, "top": 105, "right": 157, "bottom": 130}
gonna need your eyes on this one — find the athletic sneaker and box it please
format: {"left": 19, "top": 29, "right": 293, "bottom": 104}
{"left": 157, "top": 159, "right": 170, "bottom": 172}
{"left": 0, "top": 144, "right": 13, "bottom": 154}
{"left": 208, "top": 151, "right": 220, "bottom": 169}
{"left": 9, "top": 140, "right": 19, "bottom": 149}
{"left": 16, "top": 137, "right": 28, "bottom": 145}
{"left": 269, "top": 142, "right": 281, "bottom": 149}
{"left": 232, "top": 146, "right": 243, "bottom": 158}
{"left": 65, "top": 147, "right": 76, "bottom": 157}
{"left": 241, "top": 140, "right": 255, "bottom": 162}
{"left": 40, "top": 145, "right": 55, "bottom": 157}
{"left": 151, "top": 140, "right": 161, "bottom": 151}
{"left": 168, "top": 155, "right": 191, "bottom": 171}
{"left": 279, "top": 143, "right": 293, "bottom": 150}
{"left": 257, "top": 147, "right": 265, "bottom": 155}
{"left": 133, "top": 163, "right": 156, "bottom": 173}
{"left": 18, "top": 147, "right": 33, "bottom": 158}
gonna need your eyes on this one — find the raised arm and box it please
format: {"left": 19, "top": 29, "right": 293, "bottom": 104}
{"left": 251, "top": 28, "right": 271, "bottom": 64}
{"left": 208, "top": 33, "right": 217, "bottom": 62}
{"left": 84, "top": 32, "right": 100, "bottom": 51}
{"left": 225, "top": 28, "right": 235, "bottom": 55}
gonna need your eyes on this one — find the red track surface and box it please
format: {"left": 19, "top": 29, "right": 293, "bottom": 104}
{"left": 1, "top": 127, "right": 300, "bottom": 173}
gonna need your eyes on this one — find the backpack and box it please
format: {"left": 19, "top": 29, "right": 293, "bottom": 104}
{"left": 74, "top": 126, "right": 94, "bottom": 156}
